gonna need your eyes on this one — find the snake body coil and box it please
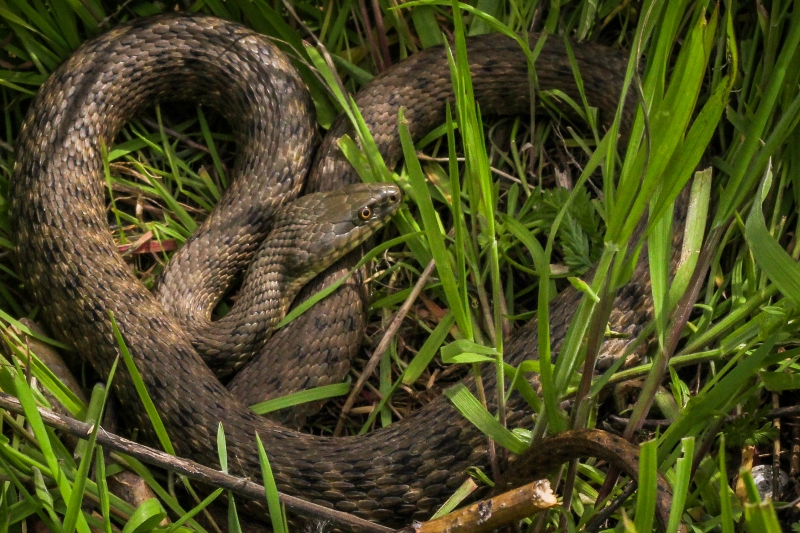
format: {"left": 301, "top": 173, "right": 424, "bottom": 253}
{"left": 12, "top": 15, "right": 660, "bottom": 527}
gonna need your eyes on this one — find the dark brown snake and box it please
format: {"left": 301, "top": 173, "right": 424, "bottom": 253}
{"left": 11, "top": 15, "right": 678, "bottom": 530}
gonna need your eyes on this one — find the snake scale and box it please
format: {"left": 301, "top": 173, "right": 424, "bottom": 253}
{"left": 11, "top": 15, "right": 677, "bottom": 529}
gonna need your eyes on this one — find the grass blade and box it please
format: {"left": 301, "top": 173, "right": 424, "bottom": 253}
{"left": 63, "top": 361, "right": 118, "bottom": 533}
{"left": 666, "top": 437, "right": 694, "bottom": 533}
{"left": 120, "top": 499, "right": 166, "bottom": 533}
{"left": 718, "top": 434, "right": 735, "bottom": 533}
{"left": 633, "top": 439, "right": 657, "bottom": 533}
{"left": 110, "top": 312, "right": 175, "bottom": 456}
{"left": 256, "top": 434, "right": 286, "bottom": 533}
{"left": 398, "top": 107, "right": 471, "bottom": 337}
{"left": 250, "top": 382, "right": 350, "bottom": 415}
{"left": 443, "top": 383, "right": 527, "bottom": 454}
{"left": 745, "top": 161, "right": 800, "bottom": 306}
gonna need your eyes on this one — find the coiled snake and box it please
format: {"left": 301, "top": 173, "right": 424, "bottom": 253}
{"left": 11, "top": 15, "right": 676, "bottom": 530}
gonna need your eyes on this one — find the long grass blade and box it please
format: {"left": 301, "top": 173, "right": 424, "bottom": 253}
{"left": 256, "top": 434, "right": 287, "bottom": 533}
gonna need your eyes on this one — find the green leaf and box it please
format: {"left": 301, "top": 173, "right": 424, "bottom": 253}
{"left": 12, "top": 356, "right": 90, "bottom": 533}
{"left": 759, "top": 371, "right": 800, "bottom": 392}
{"left": 502, "top": 214, "right": 562, "bottom": 432}
{"left": 121, "top": 499, "right": 166, "bottom": 533}
{"left": 64, "top": 361, "right": 118, "bottom": 533}
{"left": 634, "top": 439, "right": 658, "bottom": 533}
{"left": 667, "top": 437, "right": 694, "bottom": 533}
{"left": 217, "top": 424, "right": 228, "bottom": 473}
{"left": 227, "top": 496, "right": 242, "bottom": 533}
{"left": 256, "top": 434, "right": 286, "bottom": 533}
{"left": 356, "top": 312, "right": 457, "bottom": 433}
{"left": 715, "top": 3, "right": 800, "bottom": 226}
{"left": 566, "top": 276, "right": 599, "bottom": 303}
{"left": 441, "top": 352, "right": 495, "bottom": 364}
{"left": 443, "top": 383, "right": 527, "bottom": 454}
{"left": 166, "top": 489, "right": 223, "bottom": 533}
{"left": 430, "top": 478, "right": 478, "bottom": 519}
{"left": 669, "top": 167, "right": 712, "bottom": 306}
{"left": 94, "top": 446, "right": 113, "bottom": 533}
{"left": 111, "top": 312, "right": 176, "bottom": 456}
{"left": 250, "top": 382, "right": 350, "bottom": 415}
{"left": 116, "top": 456, "right": 207, "bottom": 533}
{"left": 504, "top": 361, "right": 543, "bottom": 413}
{"left": 719, "top": 435, "right": 736, "bottom": 533}
{"left": 399, "top": 106, "right": 471, "bottom": 337}
{"left": 440, "top": 339, "right": 499, "bottom": 364}
{"left": 614, "top": 4, "right": 717, "bottom": 244}
{"left": 659, "top": 330, "right": 780, "bottom": 458}
{"left": 745, "top": 161, "right": 800, "bottom": 306}
{"left": 402, "top": 312, "right": 456, "bottom": 385}
{"left": 410, "top": 6, "right": 443, "bottom": 47}
{"left": 31, "top": 467, "right": 55, "bottom": 521}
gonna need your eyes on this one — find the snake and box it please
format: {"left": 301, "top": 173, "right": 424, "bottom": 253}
{"left": 10, "top": 14, "right": 678, "bottom": 530}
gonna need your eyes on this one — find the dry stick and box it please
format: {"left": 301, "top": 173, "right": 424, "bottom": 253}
{"left": 614, "top": 407, "right": 800, "bottom": 426}
{"left": 369, "top": 0, "right": 392, "bottom": 71}
{"left": 0, "top": 391, "right": 394, "bottom": 533}
{"left": 415, "top": 154, "right": 523, "bottom": 184}
{"left": 410, "top": 480, "right": 558, "bottom": 533}
{"left": 767, "top": 405, "right": 800, "bottom": 418}
{"left": 333, "top": 258, "right": 436, "bottom": 437}
{"left": 357, "top": 0, "right": 384, "bottom": 72}
{"left": 384, "top": 0, "right": 416, "bottom": 54}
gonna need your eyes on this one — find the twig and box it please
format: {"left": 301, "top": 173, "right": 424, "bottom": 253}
{"left": 607, "top": 415, "right": 671, "bottom": 429}
{"left": 767, "top": 405, "right": 800, "bottom": 419}
{"left": 415, "top": 154, "right": 523, "bottom": 184}
{"left": 0, "top": 391, "right": 394, "bottom": 533}
{"left": 357, "top": 0, "right": 385, "bottom": 72}
{"left": 334, "top": 258, "right": 436, "bottom": 436}
{"left": 612, "top": 408, "right": 800, "bottom": 429}
{"left": 409, "top": 480, "right": 557, "bottom": 533}
{"left": 370, "top": 0, "right": 392, "bottom": 70}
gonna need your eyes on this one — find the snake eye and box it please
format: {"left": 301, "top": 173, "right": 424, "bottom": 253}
{"left": 359, "top": 207, "right": 372, "bottom": 220}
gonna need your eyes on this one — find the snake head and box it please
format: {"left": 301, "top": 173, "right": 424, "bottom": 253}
{"left": 270, "top": 182, "right": 403, "bottom": 281}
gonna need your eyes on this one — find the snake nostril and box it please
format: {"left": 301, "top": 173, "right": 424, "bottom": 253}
{"left": 389, "top": 194, "right": 398, "bottom": 203}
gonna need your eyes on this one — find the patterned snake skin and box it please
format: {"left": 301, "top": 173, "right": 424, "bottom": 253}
{"left": 11, "top": 15, "right": 672, "bottom": 528}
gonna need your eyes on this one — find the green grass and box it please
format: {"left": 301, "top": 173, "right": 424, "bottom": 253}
{"left": 1, "top": 1, "right": 799, "bottom": 532}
